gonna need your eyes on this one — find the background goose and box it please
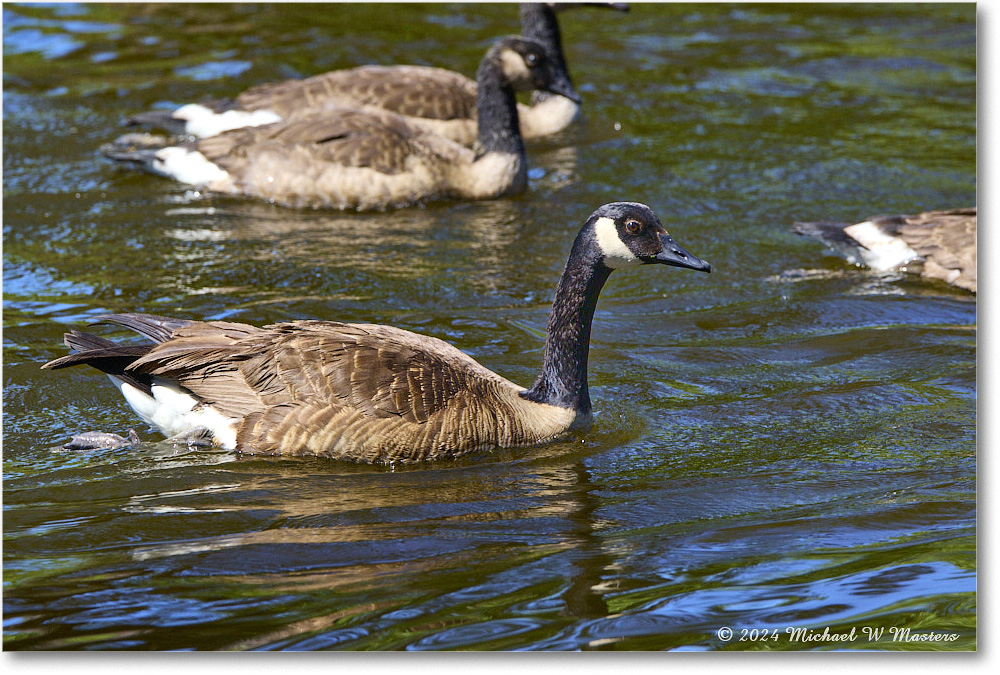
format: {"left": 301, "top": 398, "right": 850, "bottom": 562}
{"left": 43, "top": 202, "right": 711, "bottom": 464}
{"left": 125, "top": 3, "right": 628, "bottom": 145}
{"left": 793, "top": 207, "right": 976, "bottom": 293}
{"left": 101, "top": 36, "right": 577, "bottom": 210}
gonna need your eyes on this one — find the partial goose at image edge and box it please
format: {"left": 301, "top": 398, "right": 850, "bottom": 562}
{"left": 793, "top": 206, "right": 976, "bottom": 293}
{"left": 42, "top": 202, "right": 711, "bottom": 465}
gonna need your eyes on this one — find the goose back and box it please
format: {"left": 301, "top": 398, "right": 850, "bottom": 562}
{"left": 892, "top": 208, "right": 976, "bottom": 292}
{"left": 234, "top": 63, "right": 574, "bottom": 145}
{"left": 234, "top": 65, "right": 482, "bottom": 146}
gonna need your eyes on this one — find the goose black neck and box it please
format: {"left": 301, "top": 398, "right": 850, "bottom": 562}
{"left": 523, "top": 231, "right": 611, "bottom": 414}
{"left": 520, "top": 4, "right": 572, "bottom": 87}
{"left": 476, "top": 51, "right": 525, "bottom": 157}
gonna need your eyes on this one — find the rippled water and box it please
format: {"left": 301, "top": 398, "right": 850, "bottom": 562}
{"left": 3, "top": 3, "right": 975, "bottom": 651}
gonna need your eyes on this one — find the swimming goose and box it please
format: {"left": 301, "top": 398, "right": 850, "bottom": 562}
{"left": 516, "top": 3, "right": 628, "bottom": 139}
{"left": 43, "top": 202, "right": 711, "bottom": 464}
{"left": 125, "top": 3, "right": 628, "bottom": 145}
{"left": 101, "top": 36, "right": 578, "bottom": 210}
{"left": 793, "top": 207, "right": 976, "bottom": 293}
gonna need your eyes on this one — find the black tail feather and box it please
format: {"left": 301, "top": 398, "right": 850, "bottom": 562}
{"left": 99, "top": 132, "right": 178, "bottom": 170}
{"left": 42, "top": 314, "right": 202, "bottom": 400}
{"left": 100, "top": 143, "right": 160, "bottom": 166}
{"left": 126, "top": 98, "right": 238, "bottom": 134}
{"left": 95, "top": 313, "right": 195, "bottom": 344}
{"left": 792, "top": 220, "right": 862, "bottom": 249}
{"left": 42, "top": 330, "right": 155, "bottom": 395}
{"left": 126, "top": 110, "right": 187, "bottom": 135}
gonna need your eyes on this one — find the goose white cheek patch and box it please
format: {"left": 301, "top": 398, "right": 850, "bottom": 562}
{"left": 593, "top": 216, "right": 641, "bottom": 268}
{"left": 499, "top": 49, "right": 533, "bottom": 87}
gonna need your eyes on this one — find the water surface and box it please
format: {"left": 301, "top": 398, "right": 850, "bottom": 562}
{"left": 3, "top": 3, "right": 975, "bottom": 651}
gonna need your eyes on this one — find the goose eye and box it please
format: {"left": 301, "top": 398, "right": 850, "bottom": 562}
{"left": 525, "top": 53, "right": 538, "bottom": 66}
{"left": 624, "top": 219, "right": 642, "bottom": 235}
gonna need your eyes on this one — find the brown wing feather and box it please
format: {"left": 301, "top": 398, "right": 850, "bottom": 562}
{"left": 194, "top": 109, "right": 424, "bottom": 175}
{"left": 235, "top": 65, "right": 479, "bottom": 122}
{"left": 125, "top": 320, "right": 269, "bottom": 416}
{"left": 898, "top": 208, "right": 976, "bottom": 264}
{"left": 128, "top": 319, "right": 509, "bottom": 428}
{"left": 898, "top": 208, "right": 977, "bottom": 292}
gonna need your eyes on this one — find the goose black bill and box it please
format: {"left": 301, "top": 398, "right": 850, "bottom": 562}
{"left": 652, "top": 233, "right": 712, "bottom": 272}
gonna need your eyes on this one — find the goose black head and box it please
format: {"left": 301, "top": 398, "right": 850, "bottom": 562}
{"left": 587, "top": 202, "right": 712, "bottom": 272}
{"left": 492, "top": 36, "right": 581, "bottom": 103}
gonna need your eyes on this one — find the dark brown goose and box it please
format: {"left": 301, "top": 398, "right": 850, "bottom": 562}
{"left": 101, "top": 36, "right": 576, "bottom": 210}
{"left": 793, "top": 207, "right": 976, "bottom": 292}
{"left": 125, "top": 3, "right": 628, "bottom": 145}
{"left": 43, "top": 202, "right": 711, "bottom": 464}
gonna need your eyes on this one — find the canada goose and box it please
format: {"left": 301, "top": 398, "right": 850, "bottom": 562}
{"left": 125, "top": 3, "right": 628, "bottom": 145}
{"left": 101, "top": 36, "right": 578, "bottom": 210}
{"left": 793, "top": 207, "right": 976, "bottom": 293}
{"left": 43, "top": 202, "right": 711, "bottom": 464}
